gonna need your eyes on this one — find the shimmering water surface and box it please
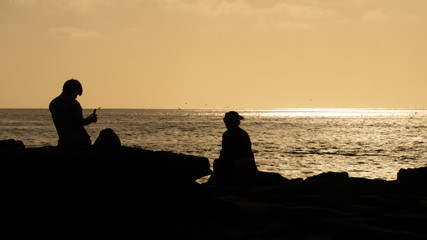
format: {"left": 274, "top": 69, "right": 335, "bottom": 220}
{"left": 1, "top": 108, "right": 427, "bottom": 180}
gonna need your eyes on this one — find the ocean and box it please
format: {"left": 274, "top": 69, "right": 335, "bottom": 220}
{"left": 1, "top": 108, "right": 427, "bottom": 180}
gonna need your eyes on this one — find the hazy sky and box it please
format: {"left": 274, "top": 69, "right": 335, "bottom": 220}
{"left": 1, "top": 0, "right": 426, "bottom": 109}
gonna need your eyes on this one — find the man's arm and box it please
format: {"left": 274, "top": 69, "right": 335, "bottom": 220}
{"left": 73, "top": 101, "right": 97, "bottom": 126}
{"left": 82, "top": 114, "right": 97, "bottom": 125}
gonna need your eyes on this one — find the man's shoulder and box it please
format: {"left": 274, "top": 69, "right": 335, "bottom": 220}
{"left": 49, "top": 96, "right": 61, "bottom": 110}
{"left": 49, "top": 95, "right": 80, "bottom": 110}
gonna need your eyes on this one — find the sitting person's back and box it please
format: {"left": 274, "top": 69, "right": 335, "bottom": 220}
{"left": 49, "top": 79, "right": 97, "bottom": 147}
{"left": 214, "top": 111, "right": 258, "bottom": 175}
{"left": 220, "top": 125, "right": 253, "bottom": 163}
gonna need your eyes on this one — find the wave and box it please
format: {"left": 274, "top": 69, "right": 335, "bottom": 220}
{"left": 282, "top": 150, "right": 387, "bottom": 157}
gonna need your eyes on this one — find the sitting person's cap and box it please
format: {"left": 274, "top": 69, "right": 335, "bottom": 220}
{"left": 224, "top": 111, "right": 244, "bottom": 120}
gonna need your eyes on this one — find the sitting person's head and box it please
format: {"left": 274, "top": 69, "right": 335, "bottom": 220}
{"left": 224, "top": 111, "right": 244, "bottom": 130}
{"left": 94, "top": 128, "right": 121, "bottom": 149}
{"left": 62, "top": 79, "right": 83, "bottom": 99}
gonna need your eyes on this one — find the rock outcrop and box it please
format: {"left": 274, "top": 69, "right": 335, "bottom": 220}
{"left": 4, "top": 140, "right": 427, "bottom": 239}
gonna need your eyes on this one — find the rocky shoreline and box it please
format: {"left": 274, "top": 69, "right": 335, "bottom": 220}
{"left": 4, "top": 139, "right": 427, "bottom": 239}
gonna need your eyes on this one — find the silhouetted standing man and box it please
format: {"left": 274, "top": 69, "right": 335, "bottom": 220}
{"left": 49, "top": 79, "right": 97, "bottom": 147}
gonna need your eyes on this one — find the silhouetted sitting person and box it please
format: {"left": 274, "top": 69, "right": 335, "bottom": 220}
{"left": 94, "top": 128, "right": 121, "bottom": 149}
{"left": 209, "top": 111, "right": 258, "bottom": 185}
{"left": 49, "top": 79, "right": 97, "bottom": 147}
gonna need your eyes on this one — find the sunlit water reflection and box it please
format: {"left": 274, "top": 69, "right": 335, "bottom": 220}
{"left": 1, "top": 109, "right": 426, "bottom": 180}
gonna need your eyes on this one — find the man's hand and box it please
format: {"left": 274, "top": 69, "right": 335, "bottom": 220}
{"left": 83, "top": 113, "right": 97, "bottom": 125}
{"left": 87, "top": 113, "right": 97, "bottom": 123}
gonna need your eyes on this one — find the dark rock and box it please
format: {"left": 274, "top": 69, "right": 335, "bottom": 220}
{"left": 397, "top": 167, "right": 427, "bottom": 184}
{"left": 5, "top": 141, "right": 427, "bottom": 239}
{"left": 306, "top": 171, "right": 349, "bottom": 182}
{"left": 256, "top": 171, "right": 291, "bottom": 186}
{"left": 0, "top": 139, "right": 25, "bottom": 150}
{"left": 206, "top": 171, "right": 290, "bottom": 188}
{"left": 4, "top": 145, "right": 212, "bottom": 181}
{"left": 4, "top": 144, "right": 214, "bottom": 239}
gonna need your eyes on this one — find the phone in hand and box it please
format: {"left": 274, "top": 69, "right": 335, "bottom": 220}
{"left": 93, "top": 107, "right": 101, "bottom": 115}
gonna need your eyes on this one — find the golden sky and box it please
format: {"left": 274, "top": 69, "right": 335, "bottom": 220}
{"left": 1, "top": 0, "right": 426, "bottom": 109}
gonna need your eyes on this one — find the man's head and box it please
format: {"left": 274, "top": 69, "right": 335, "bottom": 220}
{"left": 62, "top": 79, "right": 83, "bottom": 98}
